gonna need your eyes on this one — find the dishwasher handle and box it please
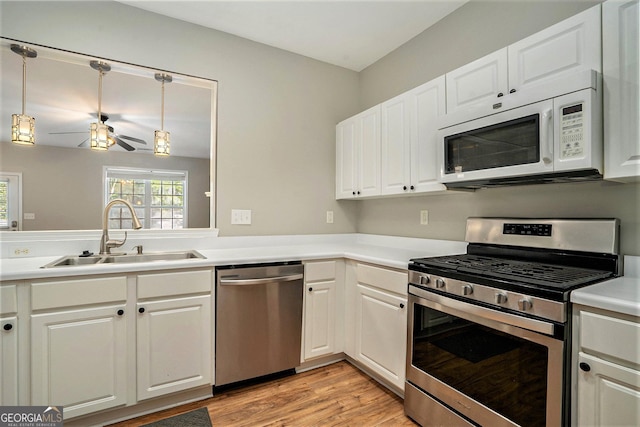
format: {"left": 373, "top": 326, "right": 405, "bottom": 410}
{"left": 219, "top": 273, "right": 303, "bottom": 286}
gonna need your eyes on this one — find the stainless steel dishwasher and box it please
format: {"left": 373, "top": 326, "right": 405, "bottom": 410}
{"left": 215, "top": 261, "right": 304, "bottom": 387}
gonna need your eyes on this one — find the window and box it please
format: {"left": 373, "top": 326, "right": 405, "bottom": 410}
{"left": 105, "top": 167, "right": 187, "bottom": 230}
{"left": 0, "top": 173, "right": 22, "bottom": 230}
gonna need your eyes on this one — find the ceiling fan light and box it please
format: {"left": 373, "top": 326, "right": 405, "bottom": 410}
{"left": 90, "top": 122, "right": 110, "bottom": 151}
{"left": 154, "top": 130, "right": 170, "bottom": 156}
{"left": 11, "top": 113, "right": 35, "bottom": 145}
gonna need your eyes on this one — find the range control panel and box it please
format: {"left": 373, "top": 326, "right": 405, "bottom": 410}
{"left": 503, "top": 223, "right": 552, "bottom": 237}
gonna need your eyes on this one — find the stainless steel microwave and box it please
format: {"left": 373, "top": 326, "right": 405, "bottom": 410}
{"left": 437, "top": 73, "right": 602, "bottom": 189}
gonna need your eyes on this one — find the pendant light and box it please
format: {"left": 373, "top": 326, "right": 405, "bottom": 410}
{"left": 154, "top": 73, "right": 172, "bottom": 156}
{"left": 89, "top": 60, "right": 111, "bottom": 151}
{"left": 10, "top": 44, "right": 38, "bottom": 145}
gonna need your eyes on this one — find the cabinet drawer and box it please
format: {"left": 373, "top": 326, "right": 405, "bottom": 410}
{"left": 357, "top": 263, "right": 407, "bottom": 296}
{"left": 137, "top": 269, "right": 212, "bottom": 299}
{"left": 32, "top": 276, "right": 127, "bottom": 310}
{"left": 580, "top": 310, "right": 640, "bottom": 365}
{"left": 305, "top": 261, "right": 336, "bottom": 282}
{"left": 0, "top": 285, "right": 17, "bottom": 315}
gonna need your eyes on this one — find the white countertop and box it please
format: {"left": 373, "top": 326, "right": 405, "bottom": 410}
{"left": 0, "top": 233, "right": 467, "bottom": 281}
{"left": 571, "top": 256, "right": 640, "bottom": 317}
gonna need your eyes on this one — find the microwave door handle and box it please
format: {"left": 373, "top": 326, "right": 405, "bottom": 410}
{"left": 542, "top": 108, "right": 553, "bottom": 164}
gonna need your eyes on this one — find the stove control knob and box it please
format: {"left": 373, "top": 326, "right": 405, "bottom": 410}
{"left": 518, "top": 298, "right": 533, "bottom": 311}
{"left": 419, "top": 275, "right": 430, "bottom": 285}
{"left": 495, "top": 292, "right": 508, "bottom": 304}
{"left": 462, "top": 285, "right": 474, "bottom": 296}
{"left": 435, "top": 278, "right": 446, "bottom": 288}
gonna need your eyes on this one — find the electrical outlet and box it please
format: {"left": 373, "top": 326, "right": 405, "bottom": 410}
{"left": 24, "top": 213, "right": 35, "bottom": 220}
{"left": 10, "top": 246, "right": 31, "bottom": 257}
{"left": 420, "top": 210, "right": 429, "bottom": 225}
{"left": 231, "top": 209, "right": 252, "bottom": 225}
{"left": 326, "top": 211, "right": 334, "bottom": 224}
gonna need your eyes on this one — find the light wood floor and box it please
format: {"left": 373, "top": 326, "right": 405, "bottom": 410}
{"left": 109, "top": 361, "right": 417, "bottom": 426}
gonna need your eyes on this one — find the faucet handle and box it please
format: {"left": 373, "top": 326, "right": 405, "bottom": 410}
{"left": 106, "top": 231, "right": 128, "bottom": 251}
{"left": 132, "top": 245, "right": 143, "bottom": 255}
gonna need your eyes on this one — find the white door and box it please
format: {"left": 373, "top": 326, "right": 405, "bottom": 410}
{"left": 303, "top": 280, "right": 336, "bottom": 360}
{"left": 0, "top": 172, "right": 22, "bottom": 231}
{"left": 409, "top": 76, "right": 447, "bottom": 193}
{"left": 137, "top": 295, "right": 212, "bottom": 401}
{"left": 355, "top": 284, "right": 407, "bottom": 390}
{"left": 336, "top": 119, "right": 358, "bottom": 199}
{"left": 0, "top": 316, "right": 18, "bottom": 405}
{"left": 603, "top": 0, "right": 640, "bottom": 181}
{"left": 358, "top": 105, "right": 382, "bottom": 197}
{"left": 577, "top": 352, "right": 640, "bottom": 426}
{"left": 508, "top": 5, "right": 601, "bottom": 96}
{"left": 381, "top": 93, "right": 411, "bottom": 195}
{"left": 31, "top": 305, "right": 128, "bottom": 419}
{"left": 445, "top": 48, "right": 508, "bottom": 116}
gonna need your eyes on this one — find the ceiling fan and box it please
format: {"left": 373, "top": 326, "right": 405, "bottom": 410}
{"left": 49, "top": 113, "right": 149, "bottom": 152}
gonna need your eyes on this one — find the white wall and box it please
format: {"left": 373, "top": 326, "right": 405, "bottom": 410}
{"left": 354, "top": 0, "right": 640, "bottom": 256}
{"left": 0, "top": 0, "right": 360, "bottom": 236}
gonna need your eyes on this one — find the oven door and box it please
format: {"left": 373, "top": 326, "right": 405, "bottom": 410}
{"left": 437, "top": 100, "right": 554, "bottom": 185}
{"left": 406, "top": 286, "right": 564, "bottom": 427}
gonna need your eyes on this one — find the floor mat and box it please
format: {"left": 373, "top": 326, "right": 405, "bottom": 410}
{"left": 141, "top": 407, "right": 211, "bottom": 427}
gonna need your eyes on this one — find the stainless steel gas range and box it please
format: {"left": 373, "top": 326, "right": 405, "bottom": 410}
{"left": 405, "top": 218, "right": 620, "bottom": 427}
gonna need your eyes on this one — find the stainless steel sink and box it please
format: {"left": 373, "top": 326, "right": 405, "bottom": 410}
{"left": 41, "top": 250, "right": 205, "bottom": 268}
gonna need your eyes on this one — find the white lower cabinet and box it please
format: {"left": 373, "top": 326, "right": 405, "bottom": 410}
{"left": 302, "top": 260, "right": 344, "bottom": 361}
{"left": 137, "top": 295, "right": 212, "bottom": 400}
{"left": 350, "top": 263, "right": 407, "bottom": 392}
{"left": 28, "top": 268, "right": 213, "bottom": 421}
{"left": 0, "top": 284, "right": 18, "bottom": 406}
{"left": 574, "top": 306, "right": 640, "bottom": 426}
{"left": 31, "top": 304, "right": 128, "bottom": 418}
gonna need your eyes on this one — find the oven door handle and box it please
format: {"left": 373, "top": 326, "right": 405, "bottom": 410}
{"left": 409, "top": 285, "right": 556, "bottom": 336}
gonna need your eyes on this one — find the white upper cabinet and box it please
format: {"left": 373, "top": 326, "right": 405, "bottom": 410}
{"left": 444, "top": 5, "right": 601, "bottom": 124}
{"left": 336, "top": 105, "right": 381, "bottom": 199}
{"left": 381, "top": 76, "right": 447, "bottom": 195}
{"left": 603, "top": 0, "right": 640, "bottom": 181}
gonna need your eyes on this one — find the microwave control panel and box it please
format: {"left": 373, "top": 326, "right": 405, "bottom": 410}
{"left": 560, "top": 103, "right": 584, "bottom": 159}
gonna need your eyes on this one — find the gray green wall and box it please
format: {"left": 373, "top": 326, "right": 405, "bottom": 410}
{"left": 354, "top": 0, "right": 639, "bottom": 256}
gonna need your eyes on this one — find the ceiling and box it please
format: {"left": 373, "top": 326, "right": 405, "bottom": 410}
{"left": 116, "top": 0, "right": 468, "bottom": 72}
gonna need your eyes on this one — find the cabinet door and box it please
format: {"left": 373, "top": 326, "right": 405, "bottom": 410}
{"left": 1, "top": 316, "right": 18, "bottom": 406}
{"left": 31, "top": 305, "right": 127, "bottom": 419}
{"left": 577, "top": 352, "right": 640, "bottom": 426}
{"left": 508, "top": 5, "right": 601, "bottom": 96}
{"left": 603, "top": 0, "right": 640, "bottom": 181}
{"left": 358, "top": 105, "right": 382, "bottom": 197}
{"left": 381, "top": 93, "right": 411, "bottom": 195}
{"left": 355, "top": 284, "right": 407, "bottom": 390}
{"left": 303, "top": 280, "right": 336, "bottom": 360}
{"left": 409, "top": 76, "right": 447, "bottom": 193}
{"left": 137, "top": 295, "right": 212, "bottom": 401}
{"left": 336, "top": 118, "right": 358, "bottom": 199}
{"left": 445, "top": 48, "right": 508, "bottom": 116}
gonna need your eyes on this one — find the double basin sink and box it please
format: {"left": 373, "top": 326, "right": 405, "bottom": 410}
{"left": 42, "top": 250, "right": 205, "bottom": 268}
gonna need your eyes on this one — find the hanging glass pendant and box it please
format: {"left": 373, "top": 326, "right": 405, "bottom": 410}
{"left": 89, "top": 60, "right": 111, "bottom": 151}
{"left": 10, "top": 44, "right": 37, "bottom": 145}
{"left": 154, "top": 73, "right": 172, "bottom": 156}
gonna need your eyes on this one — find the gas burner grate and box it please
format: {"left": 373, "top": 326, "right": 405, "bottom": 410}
{"left": 412, "top": 255, "right": 613, "bottom": 289}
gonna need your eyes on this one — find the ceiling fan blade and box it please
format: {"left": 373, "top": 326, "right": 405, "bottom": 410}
{"left": 78, "top": 138, "right": 89, "bottom": 148}
{"left": 117, "top": 134, "right": 147, "bottom": 145}
{"left": 115, "top": 137, "right": 135, "bottom": 151}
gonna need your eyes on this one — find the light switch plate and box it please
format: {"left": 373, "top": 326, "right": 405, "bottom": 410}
{"left": 326, "top": 211, "right": 334, "bottom": 224}
{"left": 231, "top": 209, "right": 252, "bottom": 225}
{"left": 420, "top": 210, "right": 429, "bottom": 225}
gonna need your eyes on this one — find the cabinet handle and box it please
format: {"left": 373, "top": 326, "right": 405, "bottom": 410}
{"left": 497, "top": 92, "right": 504, "bottom": 97}
{"left": 357, "top": 191, "right": 361, "bottom": 195}
{"left": 308, "top": 287, "right": 313, "bottom": 292}
{"left": 3, "top": 323, "right": 13, "bottom": 331}
{"left": 400, "top": 303, "right": 405, "bottom": 309}
{"left": 352, "top": 191, "right": 356, "bottom": 195}
{"left": 403, "top": 186, "right": 407, "bottom": 191}
{"left": 579, "top": 362, "right": 591, "bottom": 372}
{"left": 139, "top": 307, "right": 145, "bottom": 314}
{"left": 117, "top": 309, "right": 124, "bottom": 316}
{"left": 410, "top": 185, "right": 415, "bottom": 190}
{"left": 509, "top": 88, "right": 516, "bottom": 94}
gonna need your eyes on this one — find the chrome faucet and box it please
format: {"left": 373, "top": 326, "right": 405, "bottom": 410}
{"left": 100, "top": 199, "right": 142, "bottom": 254}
